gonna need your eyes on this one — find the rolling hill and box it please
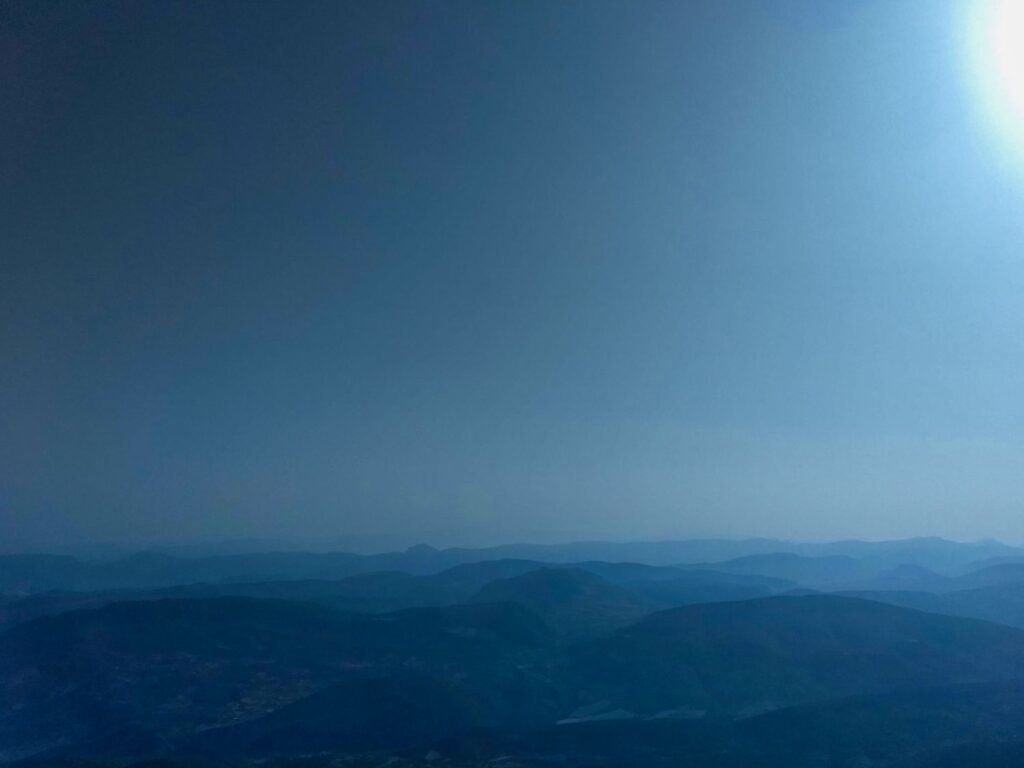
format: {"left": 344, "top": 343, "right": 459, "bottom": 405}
{"left": 566, "top": 595, "right": 1024, "bottom": 717}
{"left": 0, "top": 597, "right": 555, "bottom": 761}
{"left": 469, "top": 567, "right": 657, "bottom": 640}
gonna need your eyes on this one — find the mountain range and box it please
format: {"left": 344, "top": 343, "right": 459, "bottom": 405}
{"left": 6, "top": 538, "right": 1024, "bottom": 766}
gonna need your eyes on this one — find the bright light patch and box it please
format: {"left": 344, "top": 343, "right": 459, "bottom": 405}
{"left": 968, "top": 0, "right": 1024, "bottom": 166}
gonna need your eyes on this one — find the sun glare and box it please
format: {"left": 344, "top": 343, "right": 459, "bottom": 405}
{"left": 969, "top": 0, "right": 1024, "bottom": 165}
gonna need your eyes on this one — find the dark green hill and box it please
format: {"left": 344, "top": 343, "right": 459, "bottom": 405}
{"left": 469, "top": 568, "right": 657, "bottom": 640}
{"left": 565, "top": 561, "right": 689, "bottom": 583}
{"left": 627, "top": 569, "right": 797, "bottom": 606}
{"left": 447, "top": 682, "right": 1024, "bottom": 768}
{"left": 900, "top": 741, "right": 1024, "bottom": 767}
{"left": 187, "top": 667, "right": 565, "bottom": 757}
{"left": 0, "top": 598, "right": 555, "bottom": 761}
{"left": 12, "top": 590, "right": 1024, "bottom": 765}
{"left": 566, "top": 595, "right": 1024, "bottom": 716}
{"left": 432, "top": 559, "right": 556, "bottom": 589}
{"left": 741, "top": 681, "right": 1024, "bottom": 764}
{"left": 182, "top": 674, "right": 481, "bottom": 756}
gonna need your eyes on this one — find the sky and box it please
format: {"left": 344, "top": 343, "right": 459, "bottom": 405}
{"left": 3, "top": 0, "right": 1024, "bottom": 551}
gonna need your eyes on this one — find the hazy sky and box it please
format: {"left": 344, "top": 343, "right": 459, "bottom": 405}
{"left": 3, "top": 0, "right": 1024, "bottom": 551}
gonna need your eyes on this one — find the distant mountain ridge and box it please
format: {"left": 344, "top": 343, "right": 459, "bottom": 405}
{"left": 1, "top": 537, "right": 1020, "bottom": 593}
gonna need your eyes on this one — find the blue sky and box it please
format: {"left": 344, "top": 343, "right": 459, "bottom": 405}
{"left": 2, "top": 0, "right": 1024, "bottom": 549}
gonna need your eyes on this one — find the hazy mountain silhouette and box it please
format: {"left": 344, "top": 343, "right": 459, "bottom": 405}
{"left": 3, "top": 538, "right": 1019, "bottom": 594}
{"left": 8, "top": 542, "right": 1024, "bottom": 764}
